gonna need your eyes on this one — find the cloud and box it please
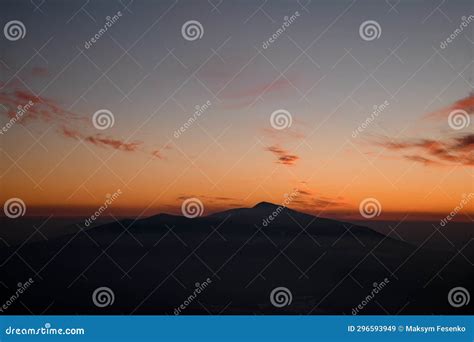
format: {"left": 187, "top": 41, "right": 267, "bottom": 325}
{"left": 426, "top": 93, "right": 474, "bottom": 119}
{"left": 177, "top": 195, "right": 238, "bottom": 202}
{"left": 363, "top": 94, "right": 474, "bottom": 167}
{"left": 375, "top": 134, "right": 474, "bottom": 166}
{"left": 403, "top": 155, "right": 443, "bottom": 166}
{"left": 85, "top": 136, "right": 141, "bottom": 152}
{"left": 265, "top": 145, "right": 300, "bottom": 166}
{"left": 291, "top": 195, "right": 347, "bottom": 211}
{"left": 453, "top": 134, "right": 474, "bottom": 151}
{"left": 313, "top": 197, "right": 347, "bottom": 209}
{"left": 175, "top": 195, "right": 242, "bottom": 211}
{"left": 60, "top": 126, "right": 142, "bottom": 152}
{"left": 61, "top": 126, "right": 81, "bottom": 139}
{"left": 0, "top": 88, "right": 83, "bottom": 124}
{"left": 0, "top": 85, "right": 168, "bottom": 159}
{"left": 151, "top": 143, "right": 172, "bottom": 159}
{"left": 151, "top": 150, "right": 164, "bottom": 159}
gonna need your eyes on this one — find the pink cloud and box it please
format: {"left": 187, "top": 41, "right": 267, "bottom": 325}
{"left": 265, "top": 145, "right": 300, "bottom": 166}
{"left": 375, "top": 134, "right": 474, "bottom": 166}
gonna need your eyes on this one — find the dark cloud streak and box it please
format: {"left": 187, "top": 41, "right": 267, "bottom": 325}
{"left": 265, "top": 145, "right": 299, "bottom": 166}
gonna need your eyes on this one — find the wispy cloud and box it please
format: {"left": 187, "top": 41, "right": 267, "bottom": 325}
{"left": 375, "top": 134, "right": 474, "bottom": 166}
{"left": 0, "top": 88, "right": 83, "bottom": 124}
{"left": 151, "top": 150, "right": 164, "bottom": 159}
{"left": 265, "top": 145, "right": 299, "bottom": 166}
{"left": 426, "top": 93, "right": 474, "bottom": 120}
{"left": 1, "top": 84, "right": 168, "bottom": 159}
{"left": 176, "top": 195, "right": 238, "bottom": 202}
{"left": 403, "top": 155, "right": 443, "bottom": 166}
{"left": 60, "top": 126, "right": 142, "bottom": 152}
{"left": 151, "top": 143, "right": 172, "bottom": 159}
{"left": 291, "top": 192, "right": 347, "bottom": 211}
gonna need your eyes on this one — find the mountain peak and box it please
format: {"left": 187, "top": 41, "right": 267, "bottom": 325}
{"left": 252, "top": 201, "right": 282, "bottom": 209}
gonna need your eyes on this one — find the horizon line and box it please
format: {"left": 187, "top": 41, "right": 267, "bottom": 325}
{"left": 3, "top": 203, "right": 473, "bottom": 223}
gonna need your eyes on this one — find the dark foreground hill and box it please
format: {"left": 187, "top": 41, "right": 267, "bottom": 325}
{"left": 0, "top": 202, "right": 472, "bottom": 314}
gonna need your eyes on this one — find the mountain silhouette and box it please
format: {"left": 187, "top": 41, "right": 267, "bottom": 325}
{"left": 0, "top": 202, "right": 471, "bottom": 314}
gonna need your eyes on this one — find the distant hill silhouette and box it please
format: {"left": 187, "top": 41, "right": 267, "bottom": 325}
{"left": 0, "top": 202, "right": 472, "bottom": 314}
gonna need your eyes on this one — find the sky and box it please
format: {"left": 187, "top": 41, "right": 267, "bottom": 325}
{"left": 0, "top": 0, "right": 473, "bottom": 221}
